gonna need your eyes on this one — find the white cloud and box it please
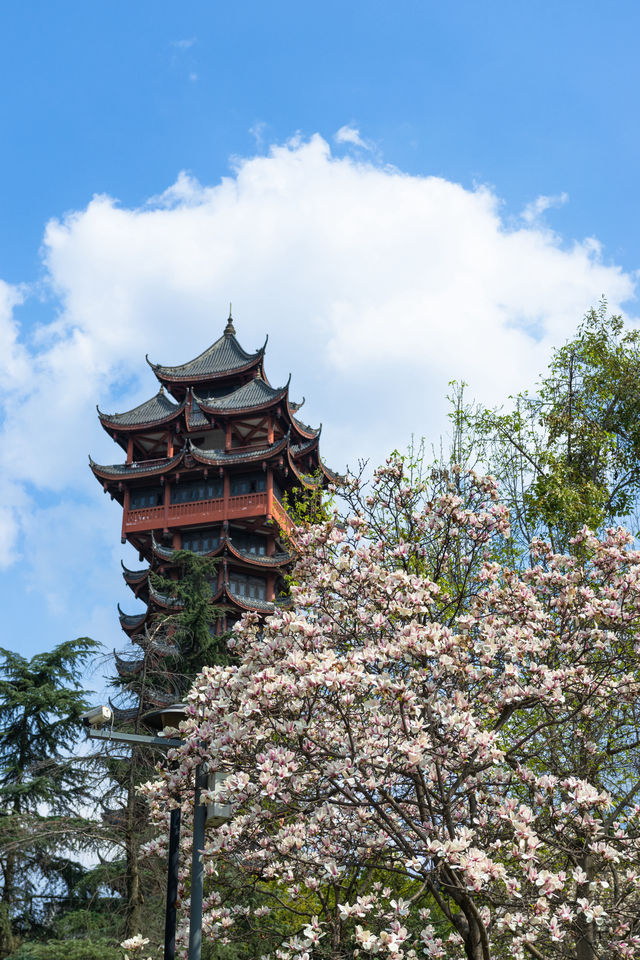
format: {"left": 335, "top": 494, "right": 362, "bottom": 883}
{"left": 172, "top": 38, "right": 196, "bottom": 50}
{"left": 334, "top": 125, "right": 374, "bottom": 151}
{"left": 0, "top": 279, "right": 28, "bottom": 389}
{"left": 0, "top": 132, "right": 636, "bottom": 604}
{"left": 521, "top": 191, "right": 569, "bottom": 224}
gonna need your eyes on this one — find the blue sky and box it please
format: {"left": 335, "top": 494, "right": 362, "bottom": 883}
{"left": 3, "top": 1, "right": 640, "bottom": 283}
{"left": 2, "top": 1, "right": 640, "bottom": 685}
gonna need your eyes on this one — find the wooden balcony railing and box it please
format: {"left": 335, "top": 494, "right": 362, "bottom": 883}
{"left": 123, "top": 491, "right": 294, "bottom": 536}
{"left": 270, "top": 496, "right": 295, "bottom": 536}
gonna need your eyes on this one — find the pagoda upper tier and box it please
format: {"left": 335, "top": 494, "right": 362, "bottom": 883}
{"left": 91, "top": 315, "right": 337, "bottom": 566}
{"left": 96, "top": 318, "right": 324, "bottom": 463}
{"left": 147, "top": 315, "right": 266, "bottom": 397}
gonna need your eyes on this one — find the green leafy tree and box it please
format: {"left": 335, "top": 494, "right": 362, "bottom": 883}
{"left": 456, "top": 302, "right": 640, "bottom": 558}
{"left": 0, "top": 638, "right": 99, "bottom": 957}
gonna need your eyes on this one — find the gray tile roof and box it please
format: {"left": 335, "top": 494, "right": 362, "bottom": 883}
{"left": 292, "top": 413, "right": 320, "bottom": 437}
{"left": 226, "top": 589, "right": 276, "bottom": 613}
{"left": 148, "top": 579, "right": 184, "bottom": 609}
{"left": 149, "top": 330, "right": 266, "bottom": 381}
{"left": 189, "top": 434, "right": 288, "bottom": 465}
{"left": 98, "top": 390, "right": 183, "bottom": 427}
{"left": 151, "top": 534, "right": 177, "bottom": 561}
{"left": 110, "top": 705, "right": 141, "bottom": 724}
{"left": 114, "top": 652, "right": 145, "bottom": 676}
{"left": 196, "top": 375, "right": 288, "bottom": 413}
{"left": 121, "top": 562, "right": 149, "bottom": 583}
{"left": 89, "top": 450, "right": 184, "bottom": 477}
{"left": 186, "top": 397, "right": 210, "bottom": 428}
{"left": 117, "top": 605, "right": 148, "bottom": 630}
{"left": 290, "top": 437, "right": 319, "bottom": 458}
{"left": 230, "top": 545, "right": 292, "bottom": 567}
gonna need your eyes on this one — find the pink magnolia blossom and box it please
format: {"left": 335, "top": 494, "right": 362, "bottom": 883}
{"left": 142, "top": 456, "right": 640, "bottom": 960}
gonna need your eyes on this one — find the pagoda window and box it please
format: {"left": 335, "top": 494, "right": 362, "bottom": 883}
{"left": 230, "top": 472, "right": 266, "bottom": 496}
{"left": 182, "top": 528, "right": 220, "bottom": 553}
{"left": 130, "top": 487, "right": 163, "bottom": 509}
{"left": 228, "top": 572, "right": 267, "bottom": 601}
{"left": 231, "top": 530, "right": 267, "bottom": 556}
{"left": 170, "top": 478, "right": 223, "bottom": 504}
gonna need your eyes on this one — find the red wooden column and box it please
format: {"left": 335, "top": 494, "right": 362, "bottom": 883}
{"left": 223, "top": 472, "right": 230, "bottom": 517}
{"left": 266, "top": 468, "right": 273, "bottom": 521}
{"left": 163, "top": 479, "right": 170, "bottom": 533}
{"left": 126, "top": 437, "right": 134, "bottom": 464}
{"left": 121, "top": 487, "right": 130, "bottom": 543}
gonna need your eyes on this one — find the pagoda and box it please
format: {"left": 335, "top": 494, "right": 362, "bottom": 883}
{"left": 90, "top": 313, "right": 335, "bottom": 696}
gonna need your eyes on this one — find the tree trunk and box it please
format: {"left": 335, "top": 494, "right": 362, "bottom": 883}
{"left": 0, "top": 855, "right": 14, "bottom": 906}
{"left": 574, "top": 854, "right": 596, "bottom": 960}
{"left": 124, "top": 771, "right": 143, "bottom": 937}
{"left": 0, "top": 902, "right": 16, "bottom": 960}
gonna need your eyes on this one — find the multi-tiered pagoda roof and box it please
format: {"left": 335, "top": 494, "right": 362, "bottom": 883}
{"left": 92, "top": 315, "right": 336, "bottom": 653}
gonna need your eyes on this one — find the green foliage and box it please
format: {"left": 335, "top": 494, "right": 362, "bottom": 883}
{"left": 4, "top": 901, "right": 124, "bottom": 958}
{"left": 0, "top": 638, "right": 103, "bottom": 956}
{"left": 0, "top": 638, "right": 98, "bottom": 814}
{"left": 6, "top": 938, "right": 120, "bottom": 960}
{"left": 150, "top": 550, "right": 233, "bottom": 684}
{"left": 455, "top": 302, "right": 640, "bottom": 555}
{"left": 281, "top": 473, "right": 333, "bottom": 529}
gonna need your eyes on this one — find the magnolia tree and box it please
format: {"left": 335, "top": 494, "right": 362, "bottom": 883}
{"left": 142, "top": 457, "right": 640, "bottom": 960}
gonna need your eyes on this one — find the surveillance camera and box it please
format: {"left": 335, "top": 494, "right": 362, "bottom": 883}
{"left": 81, "top": 705, "right": 113, "bottom": 728}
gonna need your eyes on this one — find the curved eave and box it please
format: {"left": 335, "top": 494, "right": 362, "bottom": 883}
{"left": 146, "top": 640, "right": 179, "bottom": 658}
{"left": 319, "top": 460, "right": 343, "bottom": 485}
{"left": 147, "top": 336, "right": 267, "bottom": 385}
{"left": 290, "top": 434, "right": 320, "bottom": 458}
{"left": 144, "top": 688, "right": 179, "bottom": 707}
{"left": 193, "top": 380, "right": 289, "bottom": 418}
{"left": 151, "top": 534, "right": 223, "bottom": 563}
{"left": 121, "top": 561, "right": 150, "bottom": 586}
{"left": 114, "top": 651, "right": 145, "bottom": 677}
{"left": 286, "top": 444, "right": 342, "bottom": 489}
{"left": 117, "top": 604, "right": 149, "bottom": 634}
{"left": 109, "top": 704, "right": 141, "bottom": 725}
{"left": 188, "top": 432, "right": 289, "bottom": 466}
{"left": 286, "top": 446, "right": 322, "bottom": 489}
{"left": 226, "top": 541, "right": 292, "bottom": 568}
{"left": 151, "top": 534, "right": 177, "bottom": 562}
{"left": 89, "top": 450, "right": 185, "bottom": 481}
{"left": 148, "top": 579, "right": 184, "bottom": 610}
{"left": 220, "top": 583, "right": 277, "bottom": 614}
{"left": 287, "top": 397, "right": 320, "bottom": 439}
{"left": 98, "top": 395, "right": 186, "bottom": 433}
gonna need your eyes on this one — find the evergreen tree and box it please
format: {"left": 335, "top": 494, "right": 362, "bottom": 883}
{"left": 0, "top": 638, "right": 99, "bottom": 957}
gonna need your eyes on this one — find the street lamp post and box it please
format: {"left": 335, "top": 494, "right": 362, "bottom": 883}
{"left": 188, "top": 764, "right": 208, "bottom": 960}
{"left": 87, "top": 721, "right": 182, "bottom": 960}
{"left": 85, "top": 704, "right": 231, "bottom": 960}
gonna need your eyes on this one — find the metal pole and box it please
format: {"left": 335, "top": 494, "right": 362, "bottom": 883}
{"left": 164, "top": 805, "right": 181, "bottom": 960}
{"left": 188, "top": 765, "right": 208, "bottom": 960}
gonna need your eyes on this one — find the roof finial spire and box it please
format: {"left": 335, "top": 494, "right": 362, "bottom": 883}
{"left": 224, "top": 302, "right": 236, "bottom": 336}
